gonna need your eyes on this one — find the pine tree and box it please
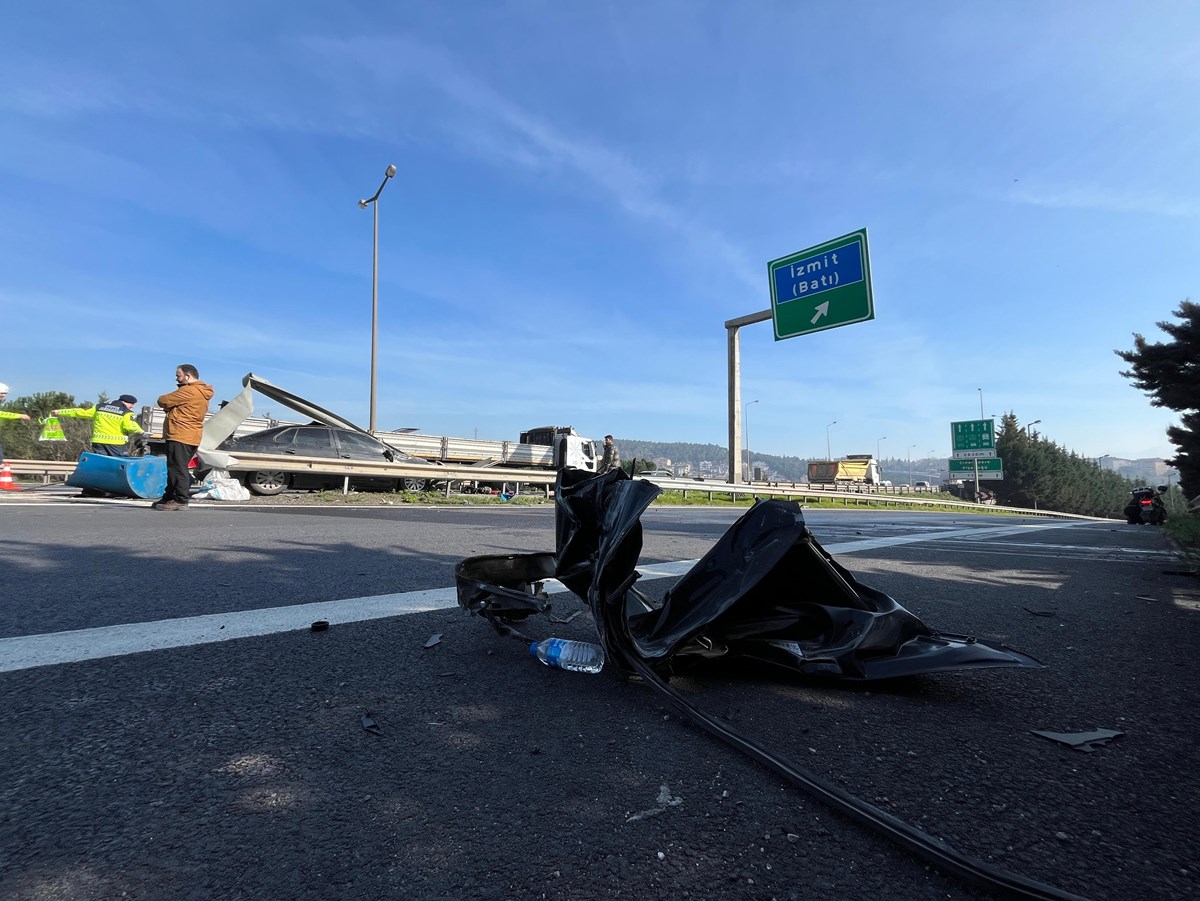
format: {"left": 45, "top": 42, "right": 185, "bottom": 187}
{"left": 995, "top": 411, "right": 1132, "bottom": 516}
{"left": 1116, "top": 300, "right": 1200, "bottom": 500}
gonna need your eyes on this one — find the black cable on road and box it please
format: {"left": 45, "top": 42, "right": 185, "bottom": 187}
{"left": 624, "top": 650, "right": 1090, "bottom": 901}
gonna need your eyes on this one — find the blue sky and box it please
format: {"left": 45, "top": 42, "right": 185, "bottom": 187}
{"left": 2, "top": 2, "right": 1195, "bottom": 464}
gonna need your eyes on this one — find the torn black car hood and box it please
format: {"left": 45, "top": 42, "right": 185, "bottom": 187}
{"left": 456, "top": 468, "right": 1042, "bottom": 681}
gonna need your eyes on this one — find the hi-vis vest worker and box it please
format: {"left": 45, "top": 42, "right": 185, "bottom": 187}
{"left": 0, "top": 382, "right": 32, "bottom": 423}
{"left": 54, "top": 395, "right": 144, "bottom": 454}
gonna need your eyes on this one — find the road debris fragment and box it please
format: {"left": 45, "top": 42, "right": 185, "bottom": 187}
{"left": 1031, "top": 729, "right": 1124, "bottom": 752}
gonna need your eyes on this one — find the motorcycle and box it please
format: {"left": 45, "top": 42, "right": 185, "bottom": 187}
{"left": 1124, "top": 485, "right": 1167, "bottom": 525}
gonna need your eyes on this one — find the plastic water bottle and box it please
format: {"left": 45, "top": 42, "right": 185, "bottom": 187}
{"left": 529, "top": 638, "right": 605, "bottom": 674}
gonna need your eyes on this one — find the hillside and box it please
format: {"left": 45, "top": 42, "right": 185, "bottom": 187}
{"left": 617, "top": 439, "right": 944, "bottom": 484}
{"left": 617, "top": 439, "right": 808, "bottom": 481}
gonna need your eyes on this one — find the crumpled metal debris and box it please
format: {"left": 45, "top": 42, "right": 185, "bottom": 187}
{"left": 1031, "top": 729, "right": 1124, "bottom": 752}
{"left": 456, "top": 468, "right": 1043, "bottom": 681}
{"left": 454, "top": 469, "right": 1084, "bottom": 900}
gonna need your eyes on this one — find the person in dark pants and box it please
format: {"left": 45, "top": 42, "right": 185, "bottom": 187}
{"left": 599, "top": 434, "right": 620, "bottom": 474}
{"left": 53, "top": 394, "right": 146, "bottom": 497}
{"left": 152, "top": 364, "right": 213, "bottom": 511}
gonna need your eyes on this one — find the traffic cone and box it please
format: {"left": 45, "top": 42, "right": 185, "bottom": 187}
{"left": 0, "top": 462, "right": 22, "bottom": 491}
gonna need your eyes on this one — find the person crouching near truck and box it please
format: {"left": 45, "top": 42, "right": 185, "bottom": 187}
{"left": 53, "top": 395, "right": 145, "bottom": 456}
{"left": 152, "top": 364, "right": 213, "bottom": 511}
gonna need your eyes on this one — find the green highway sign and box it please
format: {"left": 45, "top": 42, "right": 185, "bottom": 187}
{"left": 949, "top": 458, "right": 1002, "bottom": 472}
{"left": 950, "top": 419, "right": 996, "bottom": 459}
{"left": 949, "top": 458, "right": 1003, "bottom": 480}
{"left": 954, "top": 470, "right": 1003, "bottom": 481}
{"left": 768, "top": 228, "right": 874, "bottom": 340}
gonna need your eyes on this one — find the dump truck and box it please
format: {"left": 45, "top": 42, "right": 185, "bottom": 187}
{"left": 807, "top": 454, "right": 882, "bottom": 486}
{"left": 372, "top": 425, "right": 599, "bottom": 476}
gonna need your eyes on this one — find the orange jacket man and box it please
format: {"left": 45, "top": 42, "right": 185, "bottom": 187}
{"left": 152, "top": 364, "right": 214, "bottom": 511}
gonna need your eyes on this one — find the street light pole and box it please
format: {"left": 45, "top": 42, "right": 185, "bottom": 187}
{"left": 743, "top": 399, "right": 759, "bottom": 484}
{"left": 359, "top": 164, "right": 397, "bottom": 433}
{"left": 974, "top": 389, "right": 986, "bottom": 500}
{"left": 877, "top": 436, "right": 886, "bottom": 461}
{"left": 908, "top": 444, "right": 916, "bottom": 487}
{"left": 826, "top": 421, "right": 837, "bottom": 461}
{"left": 1024, "top": 419, "right": 1042, "bottom": 435}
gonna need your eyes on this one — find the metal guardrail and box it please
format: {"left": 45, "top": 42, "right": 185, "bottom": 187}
{"left": 3, "top": 458, "right": 1110, "bottom": 519}
{"left": 633, "top": 475, "right": 1107, "bottom": 521}
{"left": 11, "top": 456, "right": 559, "bottom": 485}
{"left": 4, "top": 459, "right": 79, "bottom": 485}
{"left": 2, "top": 456, "right": 558, "bottom": 494}
{"left": 219, "top": 453, "right": 557, "bottom": 495}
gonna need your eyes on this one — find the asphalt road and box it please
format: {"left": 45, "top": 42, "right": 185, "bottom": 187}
{"left": 1, "top": 496, "right": 1197, "bottom": 900}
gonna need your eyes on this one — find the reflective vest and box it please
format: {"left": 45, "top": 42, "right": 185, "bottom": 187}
{"left": 56, "top": 403, "right": 144, "bottom": 445}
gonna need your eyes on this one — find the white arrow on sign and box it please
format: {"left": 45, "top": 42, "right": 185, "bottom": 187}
{"left": 810, "top": 301, "right": 829, "bottom": 324}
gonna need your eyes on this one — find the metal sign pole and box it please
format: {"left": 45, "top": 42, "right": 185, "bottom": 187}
{"left": 725, "top": 309, "right": 771, "bottom": 485}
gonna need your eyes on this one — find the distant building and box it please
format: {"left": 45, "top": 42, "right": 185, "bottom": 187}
{"left": 1101, "top": 457, "right": 1177, "bottom": 484}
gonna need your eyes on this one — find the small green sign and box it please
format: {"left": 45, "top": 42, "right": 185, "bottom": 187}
{"left": 950, "top": 419, "right": 996, "bottom": 459}
{"left": 949, "top": 458, "right": 1002, "bottom": 473}
{"left": 768, "top": 229, "right": 874, "bottom": 340}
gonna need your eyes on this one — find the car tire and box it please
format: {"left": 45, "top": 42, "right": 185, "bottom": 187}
{"left": 402, "top": 477, "right": 427, "bottom": 492}
{"left": 247, "top": 471, "right": 288, "bottom": 496}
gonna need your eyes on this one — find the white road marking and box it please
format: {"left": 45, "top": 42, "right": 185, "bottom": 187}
{"left": 818, "top": 521, "right": 1088, "bottom": 554}
{"left": 0, "top": 520, "right": 1100, "bottom": 674}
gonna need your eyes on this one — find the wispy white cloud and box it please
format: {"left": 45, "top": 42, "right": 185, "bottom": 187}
{"left": 306, "top": 35, "right": 763, "bottom": 293}
{"left": 1008, "top": 183, "right": 1199, "bottom": 219}
{"left": 0, "top": 56, "right": 150, "bottom": 119}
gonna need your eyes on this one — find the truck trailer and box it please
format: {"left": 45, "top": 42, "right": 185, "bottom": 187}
{"left": 372, "top": 425, "right": 598, "bottom": 476}
{"left": 806, "top": 454, "right": 882, "bottom": 486}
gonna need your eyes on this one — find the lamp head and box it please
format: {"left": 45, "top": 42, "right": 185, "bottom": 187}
{"left": 358, "top": 199, "right": 369, "bottom": 209}
{"left": 385, "top": 164, "right": 397, "bottom": 178}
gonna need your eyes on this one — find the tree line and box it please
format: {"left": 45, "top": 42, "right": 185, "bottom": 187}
{"left": 992, "top": 414, "right": 1137, "bottom": 517}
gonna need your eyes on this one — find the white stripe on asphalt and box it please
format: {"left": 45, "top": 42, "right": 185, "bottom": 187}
{"left": 822, "top": 520, "right": 1090, "bottom": 554}
{"left": 0, "top": 521, "right": 1093, "bottom": 674}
